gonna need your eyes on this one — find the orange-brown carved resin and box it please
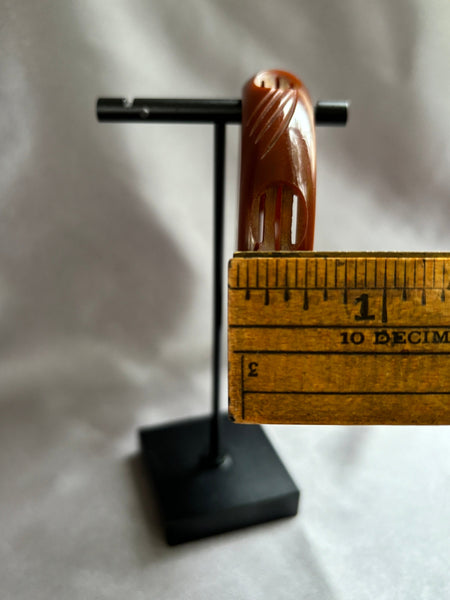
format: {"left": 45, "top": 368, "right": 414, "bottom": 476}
{"left": 237, "top": 70, "right": 316, "bottom": 251}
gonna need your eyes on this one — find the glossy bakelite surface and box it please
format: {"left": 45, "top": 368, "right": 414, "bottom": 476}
{"left": 237, "top": 70, "right": 316, "bottom": 251}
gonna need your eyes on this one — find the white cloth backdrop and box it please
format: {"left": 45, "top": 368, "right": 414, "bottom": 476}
{"left": 1, "top": 1, "right": 449, "bottom": 598}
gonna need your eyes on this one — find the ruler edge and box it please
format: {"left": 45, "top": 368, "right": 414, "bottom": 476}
{"left": 232, "top": 251, "right": 450, "bottom": 259}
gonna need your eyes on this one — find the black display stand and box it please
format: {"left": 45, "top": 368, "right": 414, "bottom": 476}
{"left": 139, "top": 415, "right": 299, "bottom": 545}
{"left": 97, "top": 97, "right": 347, "bottom": 544}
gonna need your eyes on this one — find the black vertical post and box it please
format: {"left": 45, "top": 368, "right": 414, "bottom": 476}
{"left": 207, "top": 120, "right": 226, "bottom": 466}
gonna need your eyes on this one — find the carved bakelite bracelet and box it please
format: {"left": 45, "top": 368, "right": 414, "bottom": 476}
{"left": 237, "top": 69, "right": 316, "bottom": 252}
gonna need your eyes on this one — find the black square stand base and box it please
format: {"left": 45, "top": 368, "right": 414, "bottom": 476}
{"left": 139, "top": 414, "right": 299, "bottom": 545}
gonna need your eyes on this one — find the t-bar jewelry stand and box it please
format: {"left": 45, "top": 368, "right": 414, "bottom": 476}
{"left": 97, "top": 96, "right": 348, "bottom": 545}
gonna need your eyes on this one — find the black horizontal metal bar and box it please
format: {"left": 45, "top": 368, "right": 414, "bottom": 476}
{"left": 315, "top": 101, "right": 349, "bottom": 126}
{"left": 96, "top": 98, "right": 348, "bottom": 126}
{"left": 96, "top": 98, "right": 242, "bottom": 123}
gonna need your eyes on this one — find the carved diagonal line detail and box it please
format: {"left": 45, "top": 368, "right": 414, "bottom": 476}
{"left": 247, "top": 89, "right": 279, "bottom": 134}
{"left": 260, "top": 94, "right": 298, "bottom": 159}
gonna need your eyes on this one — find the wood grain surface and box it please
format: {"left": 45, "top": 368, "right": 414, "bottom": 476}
{"left": 228, "top": 252, "right": 450, "bottom": 425}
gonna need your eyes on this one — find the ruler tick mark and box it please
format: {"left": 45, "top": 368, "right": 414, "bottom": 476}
{"left": 284, "top": 261, "right": 290, "bottom": 301}
{"left": 303, "top": 259, "right": 309, "bottom": 310}
{"left": 402, "top": 260, "right": 407, "bottom": 301}
{"left": 441, "top": 261, "right": 446, "bottom": 301}
{"left": 422, "top": 258, "right": 427, "bottom": 305}
{"left": 245, "top": 261, "right": 250, "bottom": 300}
{"left": 264, "top": 260, "right": 269, "bottom": 305}
{"left": 264, "top": 260, "right": 270, "bottom": 306}
{"left": 382, "top": 259, "right": 388, "bottom": 323}
{"left": 343, "top": 260, "right": 348, "bottom": 304}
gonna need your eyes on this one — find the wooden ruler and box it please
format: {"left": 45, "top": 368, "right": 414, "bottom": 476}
{"left": 228, "top": 252, "right": 450, "bottom": 425}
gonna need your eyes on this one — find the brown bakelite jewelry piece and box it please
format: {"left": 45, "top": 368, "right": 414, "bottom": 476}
{"left": 237, "top": 70, "right": 316, "bottom": 251}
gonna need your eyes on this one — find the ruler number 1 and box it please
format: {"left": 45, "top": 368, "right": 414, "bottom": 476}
{"left": 354, "top": 293, "right": 375, "bottom": 321}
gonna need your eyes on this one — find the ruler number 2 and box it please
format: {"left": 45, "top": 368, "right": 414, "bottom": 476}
{"left": 354, "top": 293, "right": 375, "bottom": 321}
{"left": 248, "top": 362, "right": 259, "bottom": 377}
